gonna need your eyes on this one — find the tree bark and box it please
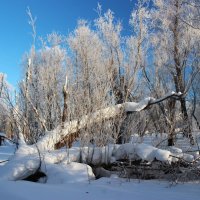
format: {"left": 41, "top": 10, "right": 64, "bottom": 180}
{"left": 62, "top": 75, "right": 68, "bottom": 127}
{"left": 172, "top": 0, "right": 194, "bottom": 145}
{"left": 62, "top": 86, "right": 68, "bottom": 124}
{"left": 167, "top": 99, "right": 176, "bottom": 146}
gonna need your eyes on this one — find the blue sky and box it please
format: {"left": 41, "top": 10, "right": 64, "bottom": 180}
{"left": 0, "top": 0, "right": 135, "bottom": 87}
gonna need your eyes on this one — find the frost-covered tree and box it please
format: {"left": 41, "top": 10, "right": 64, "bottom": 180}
{"left": 18, "top": 33, "right": 66, "bottom": 143}
{"left": 147, "top": 0, "right": 200, "bottom": 145}
{"left": 93, "top": 3, "right": 150, "bottom": 143}
{"left": 0, "top": 74, "right": 16, "bottom": 138}
{"left": 15, "top": 1, "right": 200, "bottom": 146}
{"left": 67, "top": 20, "right": 120, "bottom": 146}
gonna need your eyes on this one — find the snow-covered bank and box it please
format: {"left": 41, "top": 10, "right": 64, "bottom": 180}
{"left": 0, "top": 144, "right": 197, "bottom": 182}
{"left": 0, "top": 178, "right": 200, "bottom": 200}
{"left": 1, "top": 132, "right": 200, "bottom": 182}
{"left": 0, "top": 132, "right": 200, "bottom": 200}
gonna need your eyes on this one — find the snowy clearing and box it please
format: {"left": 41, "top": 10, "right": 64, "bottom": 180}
{"left": 0, "top": 133, "right": 200, "bottom": 200}
{"left": 1, "top": 178, "right": 200, "bottom": 200}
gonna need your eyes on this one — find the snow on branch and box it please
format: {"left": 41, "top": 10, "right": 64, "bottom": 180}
{"left": 124, "top": 91, "right": 182, "bottom": 112}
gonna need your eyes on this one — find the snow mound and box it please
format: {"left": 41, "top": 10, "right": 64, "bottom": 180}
{"left": 167, "top": 146, "right": 182, "bottom": 154}
{"left": 183, "top": 153, "right": 194, "bottom": 162}
{"left": 0, "top": 144, "right": 95, "bottom": 183}
{"left": 114, "top": 143, "right": 137, "bottom": 160}
{"left": 135, "top": 143, "right": 157, "bottom": 162}
{"left": 155, "top": 149, "right": 171, "bottom": 162}
{"left": 0, "top": 154, "right": 40, "bottom": 181}
{"left": 44, "top": 162, "right": 95, "bottom": 184}
{"left": 114, "top": 143, "right": 172, "bottom": 163}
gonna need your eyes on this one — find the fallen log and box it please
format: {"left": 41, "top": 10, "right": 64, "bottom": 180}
{"left": 37, "top": 92, "right": 183, "bottom": 151}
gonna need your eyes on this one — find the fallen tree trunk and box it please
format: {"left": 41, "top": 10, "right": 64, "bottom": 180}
{"left": 37, "top": 92, "right": 183, "bottom": 151}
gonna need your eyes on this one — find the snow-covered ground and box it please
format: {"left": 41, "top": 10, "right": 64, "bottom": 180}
{"left": 1, "top": 178, "right": 200, "bottom": 200}
{"left": 0, "top": 140, "right": 16, "bottom": 165}
{"left": 0, "top": 133, "right": 200, "bottom": 200}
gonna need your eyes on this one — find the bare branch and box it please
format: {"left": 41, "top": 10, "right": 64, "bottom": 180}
{"left": 179, "top": 17, "right": 200, "bottom": 30}
{"left": 26, "top": 7, "right": 37, "bottom": 45}
{"left": 0, "top": 74, "right": 4, "bottom": 98}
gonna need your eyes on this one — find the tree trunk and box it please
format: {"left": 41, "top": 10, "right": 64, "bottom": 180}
{"left": 62, "top": 85, "right": 68, "bottom": 126}
{"left": 172, "top": 0, "right": 194, "bottom": 145}
{"left": 167, "top": 98, "right": 176, "bottom": 146}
